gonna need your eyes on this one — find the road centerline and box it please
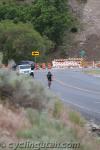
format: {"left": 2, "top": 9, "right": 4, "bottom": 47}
{"left": 62, "top": 98, "right": 100, "bottom": 114}
{"left": 55, "top": 78, "right": 100, "bottom": 95}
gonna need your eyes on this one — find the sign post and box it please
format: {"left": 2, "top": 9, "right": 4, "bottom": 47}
{"left": 79, "top": 50, "right": 86, "bottom": 58}
{"left": 35, "top": 55, "right": 36, "bottom": 64}
{"left": 32, "top": 51, "right": 40, "bottom": 64}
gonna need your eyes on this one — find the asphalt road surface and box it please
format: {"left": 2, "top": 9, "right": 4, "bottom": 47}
{"left": 35, "top": 68, "right": 100, "bottom": 123}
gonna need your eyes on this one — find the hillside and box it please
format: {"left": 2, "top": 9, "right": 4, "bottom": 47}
{"left": 69, "top": 0, "right": 100, "bottom": 60}
{"left": 0, "top": 0, "right": 100, "bottom": 61}
{"left": 45, "top": 0, "right": 100, "bottom": 60}
{"left": 0, "top": 68, "right": 100, "bottom": 150}
{"left": 81, "top": 0, "right": 100, "bottom": 60}
{"left": 0, "top": 0, "right": 78, "bottom": 63}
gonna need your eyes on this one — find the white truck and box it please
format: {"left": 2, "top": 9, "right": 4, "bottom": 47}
{"left": 16, "top": 64, "right": 31, "bottom": 75}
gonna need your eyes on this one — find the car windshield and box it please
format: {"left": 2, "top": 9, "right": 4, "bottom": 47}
{"left": 19, "top": 65, "right": 31, "bottom": 69}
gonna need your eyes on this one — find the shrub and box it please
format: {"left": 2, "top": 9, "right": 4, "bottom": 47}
{"left": 26, "top": 108, "right": 40, "bottom": 125}
{"left": 53, "top": 100, "right": 63, "bottom": 118}
{"left": 16, "top": 109, "right": 78, "bottom": 142}
{"left": 0, "top": 69, "right": 56, "bottom": 111}
{"left": 16, "top": 129, "right": 33, "bottom": 139}
{"left": 69, "top": 111, "right": 85, "bottom": 126}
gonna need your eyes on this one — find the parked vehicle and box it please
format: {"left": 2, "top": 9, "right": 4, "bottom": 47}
{"left": 16, "top": 64, "right": 31, "bottom": 75}
{"left": 18, "top": 60, "right": 35, "bottom": 66}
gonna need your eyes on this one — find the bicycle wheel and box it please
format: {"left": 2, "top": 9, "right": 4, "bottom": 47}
{"left": 48, "top": 81, "right": 51, "bottom": 88}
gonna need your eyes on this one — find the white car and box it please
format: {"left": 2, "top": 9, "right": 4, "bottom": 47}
{"left": 16, "top": 64, "right": 31, "bottom": 75}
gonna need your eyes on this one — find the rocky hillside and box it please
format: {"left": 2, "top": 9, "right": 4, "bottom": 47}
{"left": 70, "top": 0, "right": 100, "bottom": 60}
{"left": 83, "top": 0, "right": 100, "bottom": 36}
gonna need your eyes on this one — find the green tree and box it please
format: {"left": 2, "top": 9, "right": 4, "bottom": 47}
{"left": 31, "top": 0, "right": 75, "bottom": 47}
{"left": 0, "top": 21, "right": 53, "bottom": 63}
{"left": 0, "top": 0, "right": 78, "bottom": 53}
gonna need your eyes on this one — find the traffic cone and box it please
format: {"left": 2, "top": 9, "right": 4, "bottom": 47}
{"left": 42, "top": 63, "right": 46, "bottom": 69}
{"left": 35, "top": 63, "right": 39, "bottom": 70}
{"left": 47, "top": 63, "right": 52, "bottom": 69}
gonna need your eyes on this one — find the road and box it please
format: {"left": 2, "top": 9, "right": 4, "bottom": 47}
{"left": 35, "top": 68, "right": 100, "bottom": 123}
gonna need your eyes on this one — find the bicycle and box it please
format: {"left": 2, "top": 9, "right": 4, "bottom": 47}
{"left": 48, "top": 80, "right": 51, "bottom": 88}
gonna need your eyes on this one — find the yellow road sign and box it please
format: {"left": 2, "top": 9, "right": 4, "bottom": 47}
{"left": 32, "top": 51, "right": 39, "bottom": 56}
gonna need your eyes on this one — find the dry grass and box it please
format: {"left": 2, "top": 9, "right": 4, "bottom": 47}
{"left": 0, "top": 69, "right": 100, "bottom": 150}
{"left": 0, "top": 103, "right": 31, "bottom": 136}
{"left": 84, "top": 69, "right": 100, "bottom": 75}
{"left": 0, "top": 68, "right": 57, "bottom": 111}
{"left": 0, "top": 101, "right": 99, "bottom": 150}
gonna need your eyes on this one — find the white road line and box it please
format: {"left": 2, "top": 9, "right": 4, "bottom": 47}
{"left": 95, "top": 101, "right": 100, "bottom": 104}
{"left": 62, "top": 98, "right": 100, "bottom": 114}
{"left": 55, "top": 78, "right": 100, "bottom": 95}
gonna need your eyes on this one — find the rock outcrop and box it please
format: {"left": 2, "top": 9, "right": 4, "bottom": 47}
{"left": 69, "top": 0, "right": 100, "bottom": 60}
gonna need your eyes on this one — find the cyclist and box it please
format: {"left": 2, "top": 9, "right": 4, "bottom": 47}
{"left": 47, "top": 71, "right": 53, "bottom": 88}
{"left": 30, "top": 64, "right": 35, "bottom": 78}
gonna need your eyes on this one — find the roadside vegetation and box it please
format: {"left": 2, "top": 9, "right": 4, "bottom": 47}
{"left": 0, "top": 1, "right": 99, "bottom": 149}
{"left": 84, "top": 69, "right": 100, "bottom": 75}
{"left": 0, "top": 68, "right": 100, "bottom": 150}
{"left": 0, "top": 0, "right": 78, "bottom": 63}
{"left": 0, "top": 21, "right": 53, "bottom": 63}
